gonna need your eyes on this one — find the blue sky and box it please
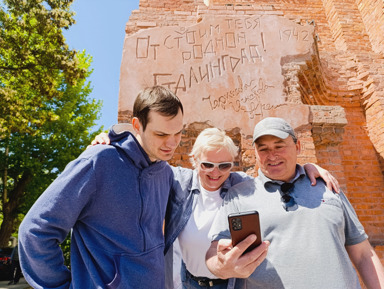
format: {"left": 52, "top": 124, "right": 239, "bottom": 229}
{"left": 63, "top": 0, "right": 140, "bottom": 131}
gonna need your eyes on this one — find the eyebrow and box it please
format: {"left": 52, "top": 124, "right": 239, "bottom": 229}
{"left": 153, "top": 128, "right": 183, "bottom": 135}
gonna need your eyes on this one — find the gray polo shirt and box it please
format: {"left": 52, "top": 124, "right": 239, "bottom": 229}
{"left": 210, "top": 165, "right": 367, "bottom": 289}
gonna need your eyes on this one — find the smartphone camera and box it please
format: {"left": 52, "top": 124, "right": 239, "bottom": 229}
{"left": 231, "top": 217, "right": 242, "bottom": 231}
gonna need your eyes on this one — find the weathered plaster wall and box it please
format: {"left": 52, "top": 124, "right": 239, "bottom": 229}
{"left": 118, "top": 0, "right": 384, "bottom": 265}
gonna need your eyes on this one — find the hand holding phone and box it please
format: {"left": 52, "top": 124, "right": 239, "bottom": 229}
{"left": 228, "top": 211, "right": 262, "bottom": 254}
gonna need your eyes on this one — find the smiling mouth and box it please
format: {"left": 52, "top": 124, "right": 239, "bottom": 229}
{"left": 268, "top": 161, "right": 283, "bottom": 167}
{"left": 207, "top": 175, "right": 221, "bottom": 181}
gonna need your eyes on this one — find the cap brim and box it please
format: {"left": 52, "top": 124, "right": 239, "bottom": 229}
{"left": 253, "top": 129, "right": 290, "bottom": 143}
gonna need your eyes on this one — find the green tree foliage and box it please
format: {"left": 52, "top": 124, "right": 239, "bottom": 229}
{"left": 0, "top": 0, "right": 87, "bottom": 137}
{"left": 0, "top": 0, "right": 103, "bottom": 247}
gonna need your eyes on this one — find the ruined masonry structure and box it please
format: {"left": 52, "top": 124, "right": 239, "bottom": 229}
{"left": 118, "top": 0, "right": 384, "bottom": 264}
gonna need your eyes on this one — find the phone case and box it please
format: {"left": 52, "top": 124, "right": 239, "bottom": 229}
{"left": 228, "top": 211, "right": 262, "bottom": 253}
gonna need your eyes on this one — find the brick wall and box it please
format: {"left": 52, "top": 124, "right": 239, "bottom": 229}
{"left": 122, "top": 0, "right": 384, "bottom": 264}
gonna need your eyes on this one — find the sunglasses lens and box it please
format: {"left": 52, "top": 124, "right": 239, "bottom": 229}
{"left": 218, "top": 163, "right": 232, "bottom": 171}
{"left": 281, "top": 182, "right": 294, "bottom": 193}
{"left": 201, "top": 162, "right": 214, "bottom": 170}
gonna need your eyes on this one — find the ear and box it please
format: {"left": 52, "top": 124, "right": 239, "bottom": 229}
{"left": 132, "top": 117, "right": 141, "bottom": 134}
{"left": 296, "top": 140, "right": 301, "bottom": 154}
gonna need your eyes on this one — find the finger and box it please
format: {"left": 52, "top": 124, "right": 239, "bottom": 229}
{"left": 334, "top": 178, "right": 340, "bottom": 193}
{"left": 92, "top": 133, "right": 110, "bottom": 145}
{"left": 322, "top": 173, "right": 337, "bottom": 193}
{"left": 243, "top": 243, "right": 269, "bottom": 272}
{"left": 229, "top": 234, "right": 257, "bottom": 258}
{"left": 324, "top": 174, "right": 332, "bottom": 190}
{"left": 240, "top": 241, "right": 269, "bottom": 264}
{"left": 217, "top": 239, "right": 233, "bottom": 253}
{"left": 323, "top": 172, "right": 337, "bottom": 193}
{"left": 95, "top": 138, "right": 107, "bottom": 144}
{"left": 328, "top": 175, "right": 340, "bottom": 194}
{"left": 234, "top": 241, "right": 269, "bottom": 278}
{"left": 309, "top": 174, "right": 317, "bottom": 186}
{"left": 100, "top": 133, "right": 110, "bottom": 144}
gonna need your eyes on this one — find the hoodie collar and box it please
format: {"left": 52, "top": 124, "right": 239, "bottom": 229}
{"left": 110, "top": 131, "right": 165, "bottom": 170}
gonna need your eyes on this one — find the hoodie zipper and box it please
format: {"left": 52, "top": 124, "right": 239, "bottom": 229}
{"left": 138, "top": 172, "right": 146, "bottom": 251}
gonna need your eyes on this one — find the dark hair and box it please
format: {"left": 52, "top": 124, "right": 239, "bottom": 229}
{"left": 133, "top": 86, "right": 184, "bottom": 131}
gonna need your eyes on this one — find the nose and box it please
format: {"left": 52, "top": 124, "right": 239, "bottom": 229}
{"left": 266, "top": 149, "right": 278, "bottom": 159}
{"left": 166, "top": 135, "right": 181, "bottom": 148}
{"left": 210, "top": 166, "right": 221, "bottom": 174}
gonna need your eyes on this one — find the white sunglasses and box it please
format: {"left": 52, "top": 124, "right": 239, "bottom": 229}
{"left": 198, "top": 161, "right": 234, "bottom": 172}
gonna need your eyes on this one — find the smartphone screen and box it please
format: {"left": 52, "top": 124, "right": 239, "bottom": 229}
{"left": 228, "top": 211, "right": 262, "bottom": 253}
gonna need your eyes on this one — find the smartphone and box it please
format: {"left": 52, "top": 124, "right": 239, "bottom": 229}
{"left": 228, "top": 211, "right": 262, "bottom": 254}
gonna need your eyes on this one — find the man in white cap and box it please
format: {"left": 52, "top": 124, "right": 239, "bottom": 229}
{"left": 206, "top": 117, "right": 384, "bottom": 289}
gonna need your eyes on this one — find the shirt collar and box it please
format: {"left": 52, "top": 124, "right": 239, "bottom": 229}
{"left": 191, "top": 170, "right": 232, "bottom": 199}
{"left": 191, "top": 170, "right": 200, "bottom": 192}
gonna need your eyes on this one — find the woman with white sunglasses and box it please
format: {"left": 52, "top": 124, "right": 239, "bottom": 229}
{"left": 165, "top": 128, "right": 252, "bottom": 289}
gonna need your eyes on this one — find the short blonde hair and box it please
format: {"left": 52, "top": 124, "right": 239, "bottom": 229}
{"left": 189, "top": 128, "right": 239, "bottom": 168}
